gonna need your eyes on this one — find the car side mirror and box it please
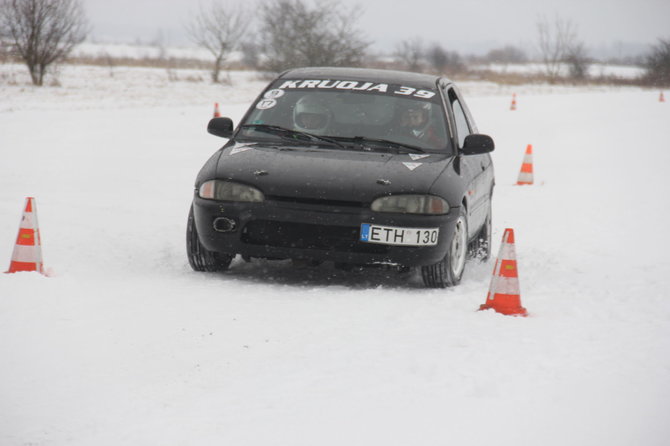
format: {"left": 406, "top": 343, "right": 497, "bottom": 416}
{"left": 461, "top": 134, "right": 494, "bottom": 155}
{"left": 207, "top": 117, "right": 234, "bottom": 138}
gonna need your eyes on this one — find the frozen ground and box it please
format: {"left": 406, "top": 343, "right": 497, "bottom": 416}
{"left": 71, "top": 42, "right": 217, "bottom": 62}
{"left": 474, "top": 62, "right": 645, "bottom": 79}
{"left": 1, "top": 64, "right": 669, "bottom": 446}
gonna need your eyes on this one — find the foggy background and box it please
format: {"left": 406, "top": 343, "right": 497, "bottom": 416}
{"left": 82, "top": 0, "right": 670, "bottom": 59}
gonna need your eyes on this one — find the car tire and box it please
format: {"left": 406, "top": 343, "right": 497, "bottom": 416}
{"left": 480, "top": 204, "right": 492, "bottom": 261}
{"left": 470, "top": 202, "right": 492, "bottom": 262}
{"left": 186, "top": 204, "right": 233, "bottom": 272}
{"left": 421, "top": 206, "right": 469, "bottom": 288}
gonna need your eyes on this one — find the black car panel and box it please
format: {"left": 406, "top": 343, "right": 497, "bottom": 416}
{"left": 204, "top": 144, "right": 454, "bottom": 205}
{"left": 193, "top": 194, "right": 458, "bottom": 267}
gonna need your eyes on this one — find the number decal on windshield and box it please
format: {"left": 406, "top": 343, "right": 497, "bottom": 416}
{"left": 394, "top": 86, "right": 416, "bottom": 96}
{"left": 414, "top": 90, "right": 436, "bottom": 99}
{"left": 394, "top": 87, "right": 435, "bottom": 99}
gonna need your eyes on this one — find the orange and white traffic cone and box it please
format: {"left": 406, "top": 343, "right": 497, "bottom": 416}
{"left": 516, "top": 144, "right": 534, "bottom": 185}
{"left": 510, "top": 93, "right": 517, "bottom": 111}
{"left": 5, "top": 197, "right": 45, "bottom": 274}
{"left": 213, "top": 102, "right": 221, "bottom": 118}
{"left": 660, "top": 92, "right": 666, "bottom": 103}
{"left": 479, "top": 228, "right": 527, "bottom": 316}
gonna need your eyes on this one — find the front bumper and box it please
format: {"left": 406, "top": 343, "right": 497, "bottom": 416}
{"left": 192, "top": 193, "right": 459, "bottom": 267}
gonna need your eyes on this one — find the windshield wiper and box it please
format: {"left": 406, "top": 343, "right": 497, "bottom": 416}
{"left": 240, "top": 124, "right": 344, "bottom": 149}
{"left": 344, "top": 136, "right": 426, "bottom": 154}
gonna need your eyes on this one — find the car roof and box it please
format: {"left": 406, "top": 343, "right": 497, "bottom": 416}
{"left": 279, "top": 67, "right": 452, "bottom": 90}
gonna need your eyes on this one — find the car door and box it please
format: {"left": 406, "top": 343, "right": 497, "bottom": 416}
{"left": 443, "top": 85, "right": 491, "bottom": 237}
{"left": 454, "top": 86, "right": 494, "bottom": 215}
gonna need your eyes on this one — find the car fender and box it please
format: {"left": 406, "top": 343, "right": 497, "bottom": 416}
{"left": 428, "top": 156, "right": 470, "bottom": 215}
{"left": 194, "top": 148, "right": 226, "bottom": 188}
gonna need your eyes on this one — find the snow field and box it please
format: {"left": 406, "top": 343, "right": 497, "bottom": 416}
{"left": 1, "top": 65, "right": 670, "bottom": 446}
{"left": 474, "top": 62, "right": 645, "bottom": 79}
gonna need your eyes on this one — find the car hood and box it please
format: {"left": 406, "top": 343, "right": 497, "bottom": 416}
{"left": 214, "top": 142, "right": 452, "bottom": 203}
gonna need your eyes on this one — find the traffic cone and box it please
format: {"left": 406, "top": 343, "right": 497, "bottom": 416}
{"left": 510, "top": 93, "right": 517, "bottom": 111}
{"left": 516, "top": 144, "right": 534, "bottom": 185}
{"left": 5, "top": 197, "right": 44, "bottom": 274}
{"left": 479, "top": 228, "right": 527, "bottom": 316}
{"left": 660, "top": 92, "right": 666, "bottom": 103}
{"left": 213, "top": 102, "right": 221, "bottom": 118}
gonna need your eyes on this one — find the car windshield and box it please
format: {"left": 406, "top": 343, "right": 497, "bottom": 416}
{"left": 239, "top": 79, "right": 452, "bottom": 153}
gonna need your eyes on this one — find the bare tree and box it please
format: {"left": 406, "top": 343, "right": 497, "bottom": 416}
{"left": 0, "top": 0, "right": 87, "bottom": 86}
{"left": 426, "top": 43, "right": 446, "bottom": 73}
{"left": 0, "top": 37, "right": 11, "bottom": 63}
{"left": 258, "top": 0, "right": 369, "bottom": 73}
{"left": 644, "top": 37, "right": 670, "bottom": 86}
{"left": 185, "top": 1, "right": 250, "bottom": 83}
{"left": 239, "top": 40, "right": 261, "bottom": 69}
{"left": 565, "top": 41, "right": 590, "bottom": 81}
{"left": 99, "top": 49, "right": 116, "bottom": 78}
{"left": 485, "top": 45, "right": 528, "bottom": 64}
{"left": 426, "top": 42, "right": 463, "bottom": 75}
{"left": 536, "top": 15, "right": 582, "bottom": 82}
{"left": 394, "top": 37, "right": 424, "bottom": 72}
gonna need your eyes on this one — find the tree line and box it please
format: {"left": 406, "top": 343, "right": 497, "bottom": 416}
{"left": 1, "top": 0, "right": 669, "bottom": 87}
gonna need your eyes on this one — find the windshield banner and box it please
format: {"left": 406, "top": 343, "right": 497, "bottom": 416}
{"left": 276, "top": 80, "right": 437, "bottom": 100}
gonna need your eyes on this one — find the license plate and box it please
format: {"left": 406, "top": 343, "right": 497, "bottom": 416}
{"left": 360, "top": 224, "right": 439, "bottom": 246}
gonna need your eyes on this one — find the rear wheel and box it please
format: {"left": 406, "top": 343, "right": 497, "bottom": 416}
{"left": 186, "top": 205, "right": 233, "bottom": 272}
{"left": 421, "top": 207, "right": 468, "bottom": 288}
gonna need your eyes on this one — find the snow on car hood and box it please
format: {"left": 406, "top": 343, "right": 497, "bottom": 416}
{"left": 214, "top": 142, "right": 452, "bottom": 203}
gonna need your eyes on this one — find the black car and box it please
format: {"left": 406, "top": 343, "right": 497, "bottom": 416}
{"left": 187, "top": 67, "right": 494, "bottom": 287}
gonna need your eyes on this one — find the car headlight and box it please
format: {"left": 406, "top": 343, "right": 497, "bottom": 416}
{"left": 198, "top": 180, "right": 264, "bottom": 202}
{"left": 371, "top": 194, "right": 449, "bottom": 215}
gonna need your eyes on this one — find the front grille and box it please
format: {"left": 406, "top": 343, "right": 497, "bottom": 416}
{"left": 267, "top": 195, "right": 366, "bottom": 208}
{"left": 241, "top": 220, "right": 388, "bottom": 254}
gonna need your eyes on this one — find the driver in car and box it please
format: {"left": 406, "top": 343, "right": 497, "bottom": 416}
{"left": 293, "top": 96, "right": 332, "bottom": 135}
{"left": 396, "top": 102, "right": 444, "bottom": 148}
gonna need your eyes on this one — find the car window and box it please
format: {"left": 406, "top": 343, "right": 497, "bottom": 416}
{"left": 447, "top": 88, "right": 471, "bottom": 148}
{"left": 452, "top": 86, "right": 478, "bottom": 134}
{"left": 241, "top": 79, "right": 452, "bottom": 152}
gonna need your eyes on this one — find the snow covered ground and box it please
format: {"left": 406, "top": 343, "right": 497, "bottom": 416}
{"left": 71, "top": 42, "right": 217, "bottom": 62}
{"left": 475, "top": 62, "right": 645, "bottom": 79}
{"left": 1, "top": 63, "right": 669, "bottom": 446}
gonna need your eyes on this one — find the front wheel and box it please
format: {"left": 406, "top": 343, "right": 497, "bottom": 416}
{"left": 470, "top": 202, "right": 492, "bottom": 262}
{"left": 421, "top": 207, "right": 469, "bottom": 288}
{"left": 186, "top": 205, "right": 233, "bottom": 272}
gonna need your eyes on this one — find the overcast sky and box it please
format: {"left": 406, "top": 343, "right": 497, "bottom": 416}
{"left": 82, "top": 0, "right": 670, "bottom": 56}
